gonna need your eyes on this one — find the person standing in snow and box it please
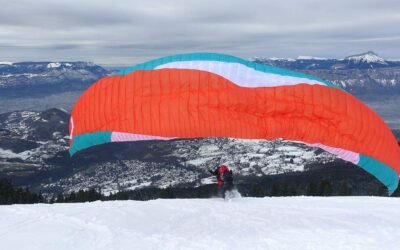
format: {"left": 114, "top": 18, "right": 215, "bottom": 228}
{"left": 209, "top": 164, "right": 234, "bottom": 198}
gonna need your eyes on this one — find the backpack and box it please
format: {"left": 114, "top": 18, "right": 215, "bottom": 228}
{"left": 223, "top": 170, "right": 233, "bottom": 183}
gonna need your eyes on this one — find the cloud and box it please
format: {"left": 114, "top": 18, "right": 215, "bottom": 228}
{"left": 0, "top": 0, "right": 399, "bottom": 65}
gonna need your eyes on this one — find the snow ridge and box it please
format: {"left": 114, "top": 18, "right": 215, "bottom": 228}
{"left": 297, "top": 56, "right": 328, "bottom": 60}
{"left": 0, "top": 61, "right": 13, "bottom": 65}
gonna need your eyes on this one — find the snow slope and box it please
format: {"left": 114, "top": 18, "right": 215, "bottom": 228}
{"left": 1, "top": 197, "right": 399, "bottom": 250}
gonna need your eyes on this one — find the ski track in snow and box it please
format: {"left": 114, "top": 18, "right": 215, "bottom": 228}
{"left": 0, "top": 197, "right": 400, "bottom": 250}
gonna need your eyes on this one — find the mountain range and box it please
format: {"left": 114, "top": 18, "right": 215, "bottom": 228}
{"left": 254, "top": 51, "right": 400, "bottom": 69}
{"left": 254, "top": 51, "right": 400, "bottom": 94}
{"left": 0, "top": 51, "right": 399, "bottom": 99}
{"left": 0, "top": 61, "right": 107, "bottom": 98}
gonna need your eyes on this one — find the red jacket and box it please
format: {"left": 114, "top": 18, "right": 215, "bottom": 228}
{"left": 212, "top": 165, "right": 229, "bottom": 187}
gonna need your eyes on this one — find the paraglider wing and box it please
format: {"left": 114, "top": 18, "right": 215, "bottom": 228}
{"left": 69, "top": 53, "right": 400, "bottom": 194}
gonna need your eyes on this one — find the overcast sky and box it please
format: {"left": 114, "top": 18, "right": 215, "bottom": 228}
{"left": 0, "top": 0, "right": 399, "bottom": 65}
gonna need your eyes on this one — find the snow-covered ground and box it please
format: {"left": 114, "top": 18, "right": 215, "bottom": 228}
{"left": 1, "top": 197, "right": 399, "bottom": 250}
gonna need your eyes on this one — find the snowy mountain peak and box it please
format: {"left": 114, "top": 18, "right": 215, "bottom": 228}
{"left": 251, "top": 56, "right": 296, "bottom": 62}
{"left": 47, "top": 62, "right": 61, "bottom": 68}
{"left": 0, "top": 61, "right": 13, "bottom": 65}
{"left": 296, "top": 56, "right": 327, "bottom": 60}
{"left": 46, "top": 62, "right": 75, "bottom": 68}
{"left": 345, "top": 51, "right": 386, "bottom": 64}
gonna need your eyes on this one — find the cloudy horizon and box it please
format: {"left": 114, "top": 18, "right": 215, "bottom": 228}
{"left": 1, "top": 0, "right": 399, "bottom": 66}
